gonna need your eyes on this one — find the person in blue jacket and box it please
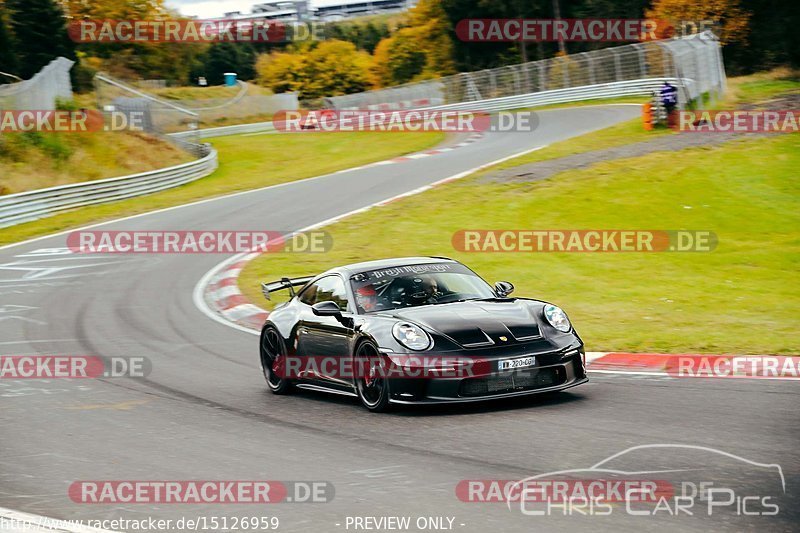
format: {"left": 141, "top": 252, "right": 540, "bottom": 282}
{"left": 660, "top": 82, "right": 678, "bottom": 115}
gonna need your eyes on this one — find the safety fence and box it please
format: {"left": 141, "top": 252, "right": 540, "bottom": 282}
{"left": 1, "top": 32, "right": 725, "bottom": 229}
{"left": 323, "top": 31, "right": 724, "bottom": 111}
{"left": 0, "top": 57, "right": 74, "bottom": 111}
{"left": 95, "top": 74, "right": 298, "bottom": 134}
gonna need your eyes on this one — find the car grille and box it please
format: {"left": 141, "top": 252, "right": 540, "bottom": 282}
{"left": 458, "top": 367, "right": 565, "bottom": 397}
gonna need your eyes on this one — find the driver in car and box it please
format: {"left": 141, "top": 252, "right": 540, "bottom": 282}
{"left": 409, "top": 275, "right": 441, "bottom": 305}
{"left": 356, "top": 285, "right": 378, "bottom": 312}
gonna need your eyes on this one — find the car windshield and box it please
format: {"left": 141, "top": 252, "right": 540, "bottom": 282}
{"left": 350, "top": 262, "right": 496, "bottom": 313}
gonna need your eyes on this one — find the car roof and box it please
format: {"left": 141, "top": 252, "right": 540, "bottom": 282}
{"left": 324, "top": 257, "right": 459, "bottom": 277}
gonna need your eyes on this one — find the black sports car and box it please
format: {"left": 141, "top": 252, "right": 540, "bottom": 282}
{"left": 259, "top": 257, "right": 587, "bottom": 412}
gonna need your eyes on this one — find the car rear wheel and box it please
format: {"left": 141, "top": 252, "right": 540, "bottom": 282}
{"left": 260, "top": 326, "right": 293, "bottom": 394}
{"left": 354, "top": 341, "right": 391, "bottom": 412}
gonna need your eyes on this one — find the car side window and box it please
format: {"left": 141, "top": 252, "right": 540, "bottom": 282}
{"left": 298, "top": 281, "right": 319, "bottom": 305}
{"left": 299, "top": 276, "right": 349, "bottom": 311}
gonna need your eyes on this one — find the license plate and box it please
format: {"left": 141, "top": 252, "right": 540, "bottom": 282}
{"left": 498, "top": 356, "right": 536, "bottom": 371}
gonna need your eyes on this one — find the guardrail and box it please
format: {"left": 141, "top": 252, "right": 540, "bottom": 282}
{"left": 0, "top": 147, "right": 218, "bottom": 228}
{"left": 0, "top": 78, "right": 671, "bottom": 229}
{"left": 422, "top": 78, "right": 679, "bottom": 112}
{"left": 0, "top": 72, "right": 699, "bottom": 230}
{"left": 169, "top": 120, "right": 276, "bottom": 140}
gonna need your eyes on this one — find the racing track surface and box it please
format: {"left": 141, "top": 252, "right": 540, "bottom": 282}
{"left": 1, "top": 106, "right": 797, "bottom": 532}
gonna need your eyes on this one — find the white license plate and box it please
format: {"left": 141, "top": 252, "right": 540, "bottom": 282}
{"left": 498, "top": 356, "right": 536, "bottom": 371}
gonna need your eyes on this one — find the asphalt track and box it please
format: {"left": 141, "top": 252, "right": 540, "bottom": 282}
{"left": 0, "top": 105, "right": 797, "bottom": 533}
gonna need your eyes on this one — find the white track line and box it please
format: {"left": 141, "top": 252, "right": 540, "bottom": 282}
{"left": 0, "top": 153, "right": 426, "bottom": 253}
{"left": 192, "top": 143, "right": 550, "bottom": 335}
{"left": 1, "top": 105, "right": 637, "bottom": 254}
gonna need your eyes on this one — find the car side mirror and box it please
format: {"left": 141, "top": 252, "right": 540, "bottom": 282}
{"left": 494, "top": 281, "right": 514, "bottom": 297}
{"left": 312, "top": 301, "right": 343, "bottom": 317}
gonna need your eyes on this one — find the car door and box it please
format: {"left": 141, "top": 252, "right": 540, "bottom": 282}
{"left": 296, "top": 275, "right": 356, "bottom": 386}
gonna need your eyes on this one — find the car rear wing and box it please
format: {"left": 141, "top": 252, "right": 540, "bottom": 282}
{"left": 261, "top": 276, "right": 315, "bottom": 300}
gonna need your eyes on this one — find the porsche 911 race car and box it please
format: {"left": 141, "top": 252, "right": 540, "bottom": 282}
{"left": 259, "top": 257, "right": 587, "bottom": 412}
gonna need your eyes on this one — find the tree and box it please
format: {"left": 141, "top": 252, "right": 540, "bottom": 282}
{"left": 303, "top": 40, "right": 373, "bottom": 97}
{"left": 324, "top": 19, "right": 391, "bottom": 53}
{"left": 645, "top": 0, "right": 750, "bottom": 46}
{"left": 372, "top": 0, "right": 456, "bottom": 86}
{"left": 6, "top": 0, "right": 74, "bottom": 79}
{"left": 255, "top": 40, "right": 373, "bottom": 99}
{"left": 198, "top": 43, "right": 256, "bottom": 85}
{"left": 59, "top": 0, "right": 167, "bottom": 19}
{"left": 256, "top": 50, "right": 306, "bottom": 94}
{"left": 372, "top": 33, "right": 426, "bottom": 86}
{"left": 403, "top": 0, "right": 456, "bottom": 76}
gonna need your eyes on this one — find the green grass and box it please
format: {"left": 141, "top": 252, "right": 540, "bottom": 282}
{"left": 0, "top": 131, "right": 444, "bottom": 245}
{"left": 0, "top": 131, "right": 192, "bottom": 195}
{"left": 152, "top": 83, "right": 272, "bottom": 101}
{"left": 725, "top": 68, "right": 800, "bottom": 106}
{"left": 239, "top": 134, "right": 800, "bottom": 355}
{"left": 476, "top": 117, "right": 671, "bottom": 176}
{"left": 736, "top": 80, "right": 800, "bottom": 104}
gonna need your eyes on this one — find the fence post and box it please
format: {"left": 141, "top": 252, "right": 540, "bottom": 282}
{"left": 611, "top": 49, "right": 622, "bottom": 82}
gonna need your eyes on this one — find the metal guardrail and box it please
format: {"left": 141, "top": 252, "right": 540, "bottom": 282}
{"left": 424, "top": 78, "right": 678, "bottom": 112}
{"left": 169, "top": 121, "right": 276, "bottom": 140}
{"left": 0, "top": 77, "right": 678, "bottom": 229}
{"left": 2, "top": 33, "right": 721, "bottom": 230}
{"left": 327, "top": 32, "right": 723, "bottom": 112}
{"left": 170, "top": 77, "right": 676, "bottom": 138}
{"left": 0, "top": 148, "right": 218, "bottom": 228}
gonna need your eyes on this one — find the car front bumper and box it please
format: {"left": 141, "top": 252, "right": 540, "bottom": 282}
{"left": 387, "top": 348, "right": 587, "bottom": 404}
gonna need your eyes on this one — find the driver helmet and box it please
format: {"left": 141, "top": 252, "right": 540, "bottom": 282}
{"left": 356, "top": 285, "right": 378, "bottom": 312}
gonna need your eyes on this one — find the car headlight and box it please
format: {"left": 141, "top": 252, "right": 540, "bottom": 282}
{"left": 392, "top": 322, "right": 431, "bottom": 351}
{"left": 543, "top": 304, "right": 571, "bottom": 333}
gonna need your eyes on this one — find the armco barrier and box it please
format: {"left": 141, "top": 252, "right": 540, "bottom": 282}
{"left": 168, "top": 120, "right": 275, "bottom": 140}
{"left": 422, "top": 77, "right": 681, "bottom": 112}
{"left": 326, "top": 32, "right": 724, "bottom": 111}
{"left": 0, "top": 147, "right": 217, "bottom": 228}
{"left": 2, "top": 31, "right": 721, "bottom": 230}
{"left": 0, "top": 77, "right": 675, "bottom": 229}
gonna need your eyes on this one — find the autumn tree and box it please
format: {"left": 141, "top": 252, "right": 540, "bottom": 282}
{"left": 255, "top": 40, "right": 373, "bottom": 99}
{"left": 58, "top": 0, "right": 207, "bottom": 85}
{"left": 372, "top": 33, "right": 426, "bottom": 86}
{"left": 645, "top": 0, "right": 751, "bottom": 46}
{"left": 371, "top": 0, "right": 456, "bottom": 86}
{"left": 256, "top": 50, "right": 306, "bottom": 94}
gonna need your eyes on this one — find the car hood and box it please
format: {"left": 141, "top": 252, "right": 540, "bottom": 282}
{"left": 384, "top": 299, "right": 543, "bottom": 348}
